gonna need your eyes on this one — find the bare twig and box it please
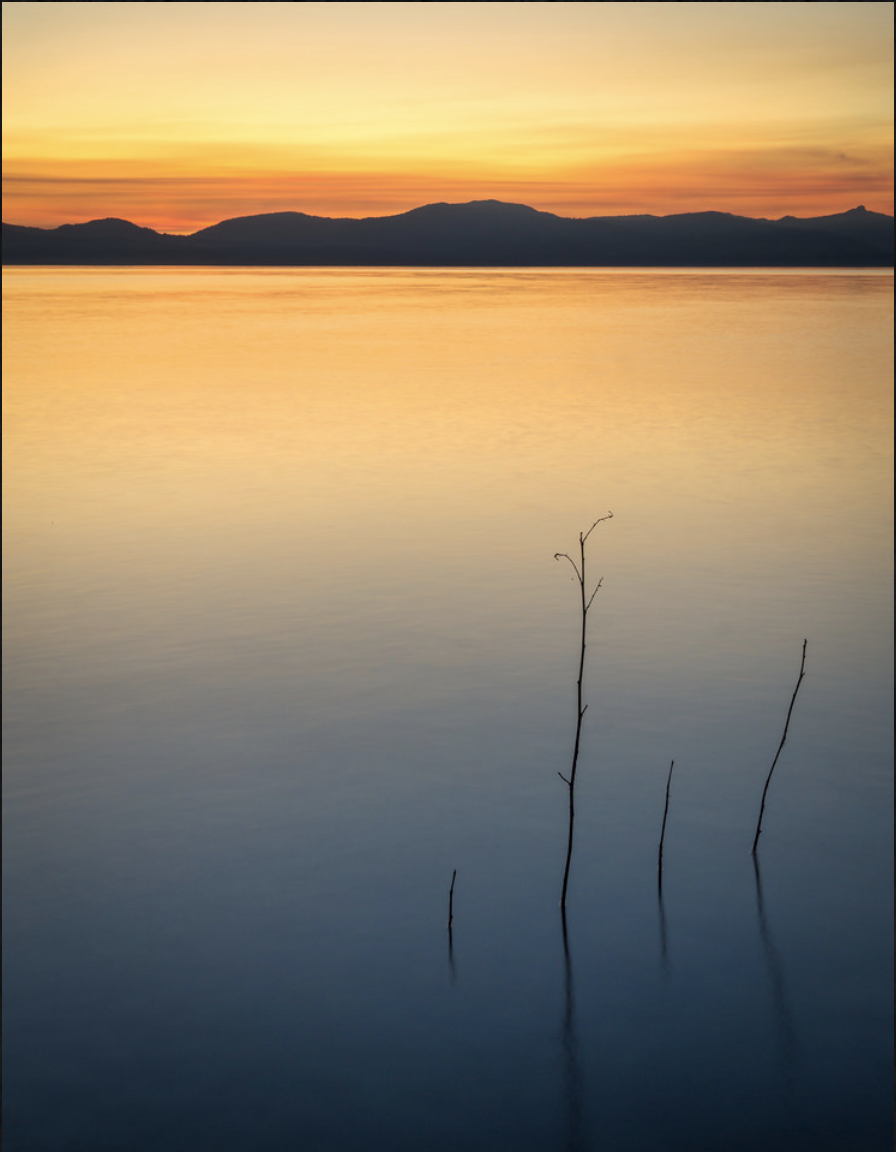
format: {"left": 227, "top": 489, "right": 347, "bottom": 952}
{"left": 447, "top": 869, "right": 457, "bottom": 929}
{"left": 585, "top": 577, "right": 604, "bottom": 612}
{"left": 556, "top": 512, "right": 613, "bottom": 907}
{"left": 751, "top": 640, "right": 808, "bottom": 855}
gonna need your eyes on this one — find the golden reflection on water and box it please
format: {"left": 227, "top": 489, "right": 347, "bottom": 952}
{"left": 5, "top": 268, "right": 891, "bottom": 545}
{"left": 2, "top": 269, "right": 890, "bottom": 612}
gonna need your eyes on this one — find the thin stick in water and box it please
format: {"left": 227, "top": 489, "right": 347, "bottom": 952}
{"left": 447, "top": 869, "right": 457, "bottom": 929}
{"left": 751, "top": 640, "right": 808, "bottom": 855}
{"left": 657, "top": 759, "right": 675, "bottom": 885}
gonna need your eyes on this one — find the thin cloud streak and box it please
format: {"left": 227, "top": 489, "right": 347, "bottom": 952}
{"left": 4, "top": 155, "right": 891, "bottom": 234}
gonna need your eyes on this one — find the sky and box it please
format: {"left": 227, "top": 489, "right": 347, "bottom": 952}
{"left": 2, "top": 1, "right": 893, "bottom": 233}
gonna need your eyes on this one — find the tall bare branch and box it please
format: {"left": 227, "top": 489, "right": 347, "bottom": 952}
{"left": 556, "top": 513, "right": 613, "bottom": 907}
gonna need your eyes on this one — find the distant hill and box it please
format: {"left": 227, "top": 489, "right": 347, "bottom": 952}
{"left": 2, "top": 201, "right": 893, "bottom": 266}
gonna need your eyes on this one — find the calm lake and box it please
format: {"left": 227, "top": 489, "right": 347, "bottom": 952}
{"left": 3, "top": 267, "right": 893, "bottom": 1152}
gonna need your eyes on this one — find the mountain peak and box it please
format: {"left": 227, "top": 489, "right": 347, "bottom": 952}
{"left": 56, "top": 217, "right": 160, "bottom": 237}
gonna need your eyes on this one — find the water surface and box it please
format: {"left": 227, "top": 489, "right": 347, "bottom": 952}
{"left": 3, "top": 267, "right": 893, "bottom": 1151}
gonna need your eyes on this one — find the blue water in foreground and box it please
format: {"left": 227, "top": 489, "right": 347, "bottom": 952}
{"left": 3, "top": 268, "right": 893, "bottom": 1151}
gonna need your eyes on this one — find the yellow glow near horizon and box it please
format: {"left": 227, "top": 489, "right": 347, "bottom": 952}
{"left": 2, "top": 2, "right": 893, "bottom": 231}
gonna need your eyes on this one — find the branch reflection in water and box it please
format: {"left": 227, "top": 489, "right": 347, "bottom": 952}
{"left": 559, "top": 910, "right": 585, "bottom": 1152}
{"left": 752, "top": 855, "right": 798, "bottom": 1083}
{"left": 657, "top": 878, "right": 670, "bottom": 978}
{"left": 447, "top": 926, "right": 457, "bottom": 986}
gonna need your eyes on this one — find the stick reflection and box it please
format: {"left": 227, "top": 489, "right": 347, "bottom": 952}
{"left": 560, "top": 909, "right": 584, "bottom": 1152}
{"left": 657, "top": 875, "right": 670, "bottom": 977}
{"left": 752, "top": 855, "right": 798, "bottom": 1078}
{"left": 447, "top": 923, "right": 457, "bottom": 985}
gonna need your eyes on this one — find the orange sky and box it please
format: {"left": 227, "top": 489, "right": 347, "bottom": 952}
{"left": 3, "top": 2, "right": 893, "bottom": 232}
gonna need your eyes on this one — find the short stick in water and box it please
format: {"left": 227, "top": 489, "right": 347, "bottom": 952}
{"left": 751, "top": 640, "right": 808, "bottom": 855}
{"left": 447, "top": 869, "right": 456, "bottom": 930}
{"left": 657, "top": 759, "right": 675, "bottom": 888}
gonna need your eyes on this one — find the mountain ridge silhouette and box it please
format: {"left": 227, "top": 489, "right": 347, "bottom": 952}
{"left": 3, "top": 200, "right": 892, "bottom": 265}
